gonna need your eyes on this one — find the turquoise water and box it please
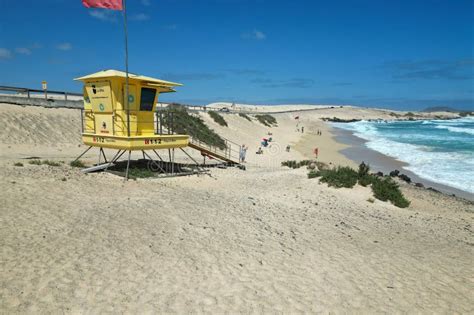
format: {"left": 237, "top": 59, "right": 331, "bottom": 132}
{"left": 334, "top": 117, "right": 474, "bottom": 194}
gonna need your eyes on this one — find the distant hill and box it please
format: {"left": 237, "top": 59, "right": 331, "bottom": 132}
{"left": 422, "top": 106, "right": 461, "bottom": 113}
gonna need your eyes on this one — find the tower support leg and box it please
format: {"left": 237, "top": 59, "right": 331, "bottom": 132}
{"left": 152, "top": 149, "right": 164, "bottom": 161}
{"left": 104, "top": 149, "right": 124, "bottom": 173}
{"left": 142, "top": 150, "right": 166, "bottom": 173}
{"left": 172, "top": 148, "right": 175, "bottom": 174}
{"left": 180, "top": 148, "right": 205, "bottom": 172}
{"left": 72, "top": 146, "right": 92, "bottom": 163}
{"left": 125, "top": 150, "right": 131, "bottom": 180}
{"left": 100, "top": 148, "right": 108, "bottom": 163}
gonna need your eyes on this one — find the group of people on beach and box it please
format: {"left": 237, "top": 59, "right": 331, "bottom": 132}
{"left": 240, "top": 130, "right": 285, "bottom": 162}
{"left": 239, "top": 123, "right": 321, "bottom": 162}
{"left": 239, "top": 131, "right": 273, "bottom": 162}
{"left": 296, "top": 123, "right": 304, "bottom": 133}
{"left": 254, "top": 132, "right": 274, "bottom": 156}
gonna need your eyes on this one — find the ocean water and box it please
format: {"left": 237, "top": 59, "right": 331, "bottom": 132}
{"left": 333, "top": 117, "right": 474, "bottom": 194}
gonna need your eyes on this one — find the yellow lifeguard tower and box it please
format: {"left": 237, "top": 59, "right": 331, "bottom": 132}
{"left": 73, "top": 69, "right": 242, "bottom": 178}
{"left": 75, "top": 69, "right": 189, "bottom": 149}
{"left": 73, "top": 69, "right": 192, "bottom": 177}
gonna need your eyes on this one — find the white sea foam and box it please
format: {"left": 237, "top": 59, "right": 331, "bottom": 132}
{"left": 435, "top": 125, "right": 474, "bottom": 135}
{"left": 365, "top": 137, "right": 474, "bottom": 193}
{"left": 334, "top": 120, "right": 474, "bottom": 193}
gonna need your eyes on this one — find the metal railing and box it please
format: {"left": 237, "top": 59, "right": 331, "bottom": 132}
{"left": 0, "top": 85, "right": 83, "bottom": 101}
{"left": 188, "top": 132, "right": 241, "bottom": 162}
{"left": 80, "top": 109, "right": 176, "bottom": 136}
{"left": 80, "top": 109, "right": 242, "bottom": 163}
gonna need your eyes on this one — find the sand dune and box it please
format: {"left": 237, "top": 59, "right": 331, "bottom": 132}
{"left": 206, "top": 102, "right": 461, "bottom": 118}
{"left": 0, "top": 103, "right": 473, "bottom": 313}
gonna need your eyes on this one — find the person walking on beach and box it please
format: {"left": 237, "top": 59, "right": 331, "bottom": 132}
{"left": 313, "top": 147, "right": 319, "bottom": 158}
{"left": 240, "top": 144, "right": 248, "bottom": 163}
{"left": 286, "top": 145, "right": 291, "bottom": 152}
{"left": 301, "top": 126, "right": 304, "bottom": 133}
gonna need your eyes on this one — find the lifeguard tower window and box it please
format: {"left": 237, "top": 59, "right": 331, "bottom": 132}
{"left": 140, "top": 87, "right": 156, "bottom": 111}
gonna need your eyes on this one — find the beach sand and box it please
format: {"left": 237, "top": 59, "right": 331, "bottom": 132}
{"left": 1, "top": 103, "right": 473, "bottom": 313}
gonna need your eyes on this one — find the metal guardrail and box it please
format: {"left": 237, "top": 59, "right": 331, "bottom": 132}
{"left": 0, "top": 85, "right": 83, "bottom": 101}
{"left": 188, "top": 132, "right": 241, "bottom": 163}
{"left": 0, "top": 86, "right": 334, "bottom": 115}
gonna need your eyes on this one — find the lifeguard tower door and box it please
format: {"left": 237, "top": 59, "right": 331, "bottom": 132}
{"left": 84, "top": 81, "right": 114, "bottom": 136}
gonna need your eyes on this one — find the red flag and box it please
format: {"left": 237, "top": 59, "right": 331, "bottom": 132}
{"left": 82, "top": 0, "right": 123, "bottom": 10}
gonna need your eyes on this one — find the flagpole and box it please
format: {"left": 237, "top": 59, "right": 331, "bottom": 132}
{"left": 123, "top": 0, "right": 130, "bottom": 137}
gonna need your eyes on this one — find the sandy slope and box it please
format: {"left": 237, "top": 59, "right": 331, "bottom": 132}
{"left": 206, "top": 102, "right": 461, "bottom": 118}
{"left": 0, "top": 103, "right": 473, "bottom": 313}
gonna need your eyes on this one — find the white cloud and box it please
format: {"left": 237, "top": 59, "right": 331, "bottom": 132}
{"left": 0, "top": 48, "right": 12, "bottom": 59}
{"left": 253, "top": 30, "right": 266, "bottom": 40}
{"left": 56, "top": 43, "right": 72, "bottom": 51}
{"left": 242, "top": 29, "right": 266, "bottom": 40}
{"left": 164, "top": 24, "right": 177, "bottom": 30}
{"left": 15, "top": 47, "right": 32, "bottom": 55}
{"left": 89, "top": 9, "right": 117, "bottom": 22}
{"left": 130, "top": 13, "right": 149, "bottom": 21}
{"left": 141, "top": 0, "right": 151, "bottom": 6}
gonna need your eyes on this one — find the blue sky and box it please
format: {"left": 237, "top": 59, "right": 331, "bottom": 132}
{"left": 0, "top": 0, "right": 473, "bottom": 110}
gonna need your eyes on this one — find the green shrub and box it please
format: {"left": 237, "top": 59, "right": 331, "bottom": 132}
{"left": 128, "top": 167, "right": 155, "bottom": 179}
{"left": 371, "top": 177, "right": 410, "bottom": 208}
{"left": 315, "top": 161, "right": 329, "bottom": 170}
{"left": 358, "top": 162, "right": 370, "bottom": 178}
{"left": 162, "top": 104, "right": 227, "bottom": 150}
{"left": 307, "top": 170, "right": 321, "bottom": 178}
{"left": 70, "top": 160, "right": 85, "bottom": 168}
{"left": 255, "top": 114, "right": 277, "bottom": 127}
{"left": 28, "top": 159, "right": 61, "bottom": 166}
{"left": 208, "top": 111, "right": 228, "bottom": 127}
{"left": 357, "top": 162, "right": 374, "bottom": 186}
{"left": 14, "top": 162, "right": 24, "bottom": 167}
{"left": 238, "top": 113, "right": 252, "bottom": 121}
{"left": 320, "top": 166, "right": 358, "bottom": 188}
{"left": 358, "top": 175, "right": 375, "bottom": 187}
{"left": 299, "top": 160, "right": 313, "bottom": 167}
{"left": 43, "top": 160, "right": 61, "bottom": 167}
{"left": 405, "top": 112, "right": 415, "bottom": 117}
{"left": 282, "top": 160, "right": 314, "bottom": 169}
{"left": 282, "top": 160, "right": 298, "bottom": 168}
{"left": 312, "top": 161, "right": 410, "bottom": 208}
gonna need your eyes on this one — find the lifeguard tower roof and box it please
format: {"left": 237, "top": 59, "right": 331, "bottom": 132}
{"left": 75, "top": 69, "right": 182, "bottom": 93}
